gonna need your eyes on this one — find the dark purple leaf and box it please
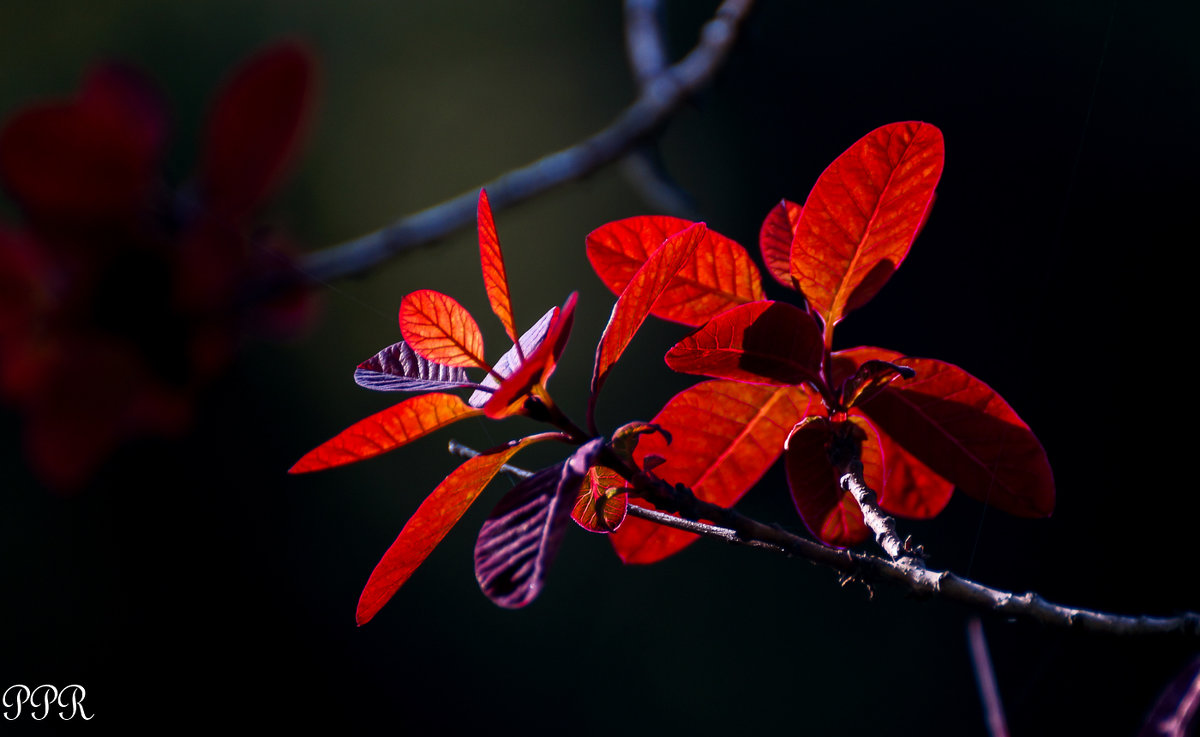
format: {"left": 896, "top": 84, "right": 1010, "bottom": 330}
{"left": 474, "top": 438, "right": 604, "bottom": 608}
{"left": 468, "top": 306, "right": 556, "bottom": 408}
{"left": 354, "top": 340, "right": 479, "bottom": 393}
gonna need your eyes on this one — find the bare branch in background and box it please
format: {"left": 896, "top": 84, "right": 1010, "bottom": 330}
{"left": 300, "top": 0, "right": 755, "bottom": 284}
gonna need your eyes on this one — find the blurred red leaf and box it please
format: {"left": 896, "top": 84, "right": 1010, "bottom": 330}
{"left": 784, "top": 416, "right": 883, "bottom": 547}
{"left": 612, "top": 380, "right": 814, "bottom": 563}
{"left": 586, "top": 215, "right": 763, "bottom": 326}
{"left": 790, "top": 121, "right": 944, "bottom": 340}
{"left": 482, "top": 293, "right": 576, "bottom": 419}
{"left": 398, "top": 289, "right": 489, "bottom": 371}
{"left": 199, "top": 40, "right": 315, "bottom": 219}
{"left": 356, "top": 437, "right": 539, "bottom": 625}
{"left": 854, "top": 355, "right": 1055, "bottom": 517}
{"left": 476, "top": 189, "right": 521, "bottom": 348}
{"left": 665, "top": 300, "right": 822, "bottom": 386}
{"left": 0, "top": 64, "right": 166, "bottom": 221}
{"left": 759, "top": 199, "right": 803, "bottom": 290}
{"left": 591, "top": 222, "right": 706, "bottom": 400}
{"left": 288, "top": 393, "right": 480, "bottom": 473}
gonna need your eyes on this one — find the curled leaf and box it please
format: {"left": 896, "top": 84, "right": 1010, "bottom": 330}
{"left": 665, "top": 300, "right": 823, "bottom": 386}
{"left": 481, "top": 293, "right": 576, "bottom": 419}
{"left": 398, "top": 289, "right": 489, "bottom": 370}
{"left": 587, "top": 215, "right": 763, "bottom": 326}
{"left": 571, "top": 466, "right": 629, "bottom": 533}
{"left": 840, "top": 359, "right": 915, "bottom": 409}
{"left": 354, "top": 340, "right": 477, "bottom": 393}
{"left": 289, "top": 393, "right": 480, "bottom": 473}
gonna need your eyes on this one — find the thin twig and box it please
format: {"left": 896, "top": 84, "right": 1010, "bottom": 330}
{"left": 840, "top": 464, "right": 916, "bottom": 563}
{"left": 300, "top": 0, "right": 755, "bottom": 284}
{"left": 967, "top": 617, "right": 1011, "bottom": 737}
{"left": 447, "top": 439, "right": 1200, "bottom": 638}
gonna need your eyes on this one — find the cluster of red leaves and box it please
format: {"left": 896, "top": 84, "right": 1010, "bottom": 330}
{"left": 0, "top": 41, "right": 316, "bottom": 488}
{"left": 587, "top": 121, "right": 1055, "bottom": 558}
{"left": 293, "top": 122, "right": 1055, "bottom": 624}
{"left": 291, "top": 191, "right": 584, "bottom": 622}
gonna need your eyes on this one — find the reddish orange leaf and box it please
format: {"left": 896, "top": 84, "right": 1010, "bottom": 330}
{"left": 790, "top": 121, "right": 944, "bottom": 341}
{"left": 586, "top": 216, "right": 763, "bottom": 327}
{"left": 571, "top": 466, "right": 629, "bottom": 533}
{"left": 664, "top": 301, "right": 822, "bottom": 386}
{"left": 483, "top": 293, "right": 576, "bottom": 419}
{"left": 476, "top": 189, "right": 521, "bottom": 347}
{"left": 398, "top": 289, "right": 488, "bottom": 370}
{"left": 591, "top": 222, "right": 706, "bottom": 403}
{"left": 852, "top": 355, "right": 1055, "bottom": 517}
{"left": 355, "top": 437, "right": 539, "bottom": 625}
{"left": 289, "top": 393, "right": 480, "bottom": 473}
{"left": 611, "top": 380, "right": 814, "bottom": 564}
{"left": 840, "top": 359, "right": 915, "bottom": 409}
{"left": 759, "top": 199, "right": 803, "bottom": 290}
{"left": 783, "top": 416, "right": 883, "bottom": 547}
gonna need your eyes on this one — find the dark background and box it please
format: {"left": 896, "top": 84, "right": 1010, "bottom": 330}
{"left": 2, "top": 1, "right": 1197, "bottom": 734}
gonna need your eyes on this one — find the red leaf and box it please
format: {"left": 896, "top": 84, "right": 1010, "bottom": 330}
{"left": 664, "top": 300, "right": 823, "bottom": 386}
{"left": 759, "top": 199, "right": 803, "bottom": 290}
{"left": 586, "top": 216, "right": 763, "bottom": 327}
{"left": 783, "top": 416, "right": 884, "bottom": 547}
{"left": 398, "top": 289, "right": 489, "bottom": 370}
{"left": 840, "top": 359, "right": 915, "bottom": 409}
{"left": 854, "top": 356, "right": 1054, "bottom": 517}
{"left": 591, "top": 222, "right": 706, "bottom": 402}
{"left": 0, "top": 64, "right": 166, "bottom": 220}
{"left": 790, "top": 122, "right": 944, "bottom": 340}
{"left": 477, "top": 189, "right": 521, "bottom": 347}
{"left": 873, "top": 428, "right": 954, "bottom": 519}
{"left": 355, "top": 437, "right": 539, "bottom": 625}
{"left": 289, "top": 393, "right": 480, "bottom": 473}
{"left": 482, "top": 293, "right": 576, "bottom": 419}
{"left": 571, "top": 466, "right": 629, "bottom": 533}
{"left": 611, "top": 380, "right": 814, "bottom": 563}
{"left": 199, "top": 40, "right": 316, "bottom": 218}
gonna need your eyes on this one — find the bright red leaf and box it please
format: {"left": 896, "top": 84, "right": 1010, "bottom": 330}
{"left": 591, "top": 222, "right": 707, "bottom": 402}
{"left": 586, "top": 215, "right": 763, "bottom": 327}
{"left": 476, "top": 189, "right": 521, "bottom": 348}
{"left": 874, "top": 431, "right": 954, "bottom": 519}
{"left": 789, "top": 121, "right": 944, "bottom": 342}
{"left": 664, "top": 300, "right": 823, "bottom": 387}
{"left": 398, "top": 289, "right": 489, "bottom": 371}
{"left": 288, "top": 392, "right": 480, "bottom": 473}
{"left": 612, "top": 380, "right": 814, "bottom": 564}
{"left": 199, "top": 40, "right": 315, "bottom": 219}
{"left": 759, "top": 199, "right": 802, "bottom": 290}
{"left": 355, "top": 437, "right": 540, "bottom": 625}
